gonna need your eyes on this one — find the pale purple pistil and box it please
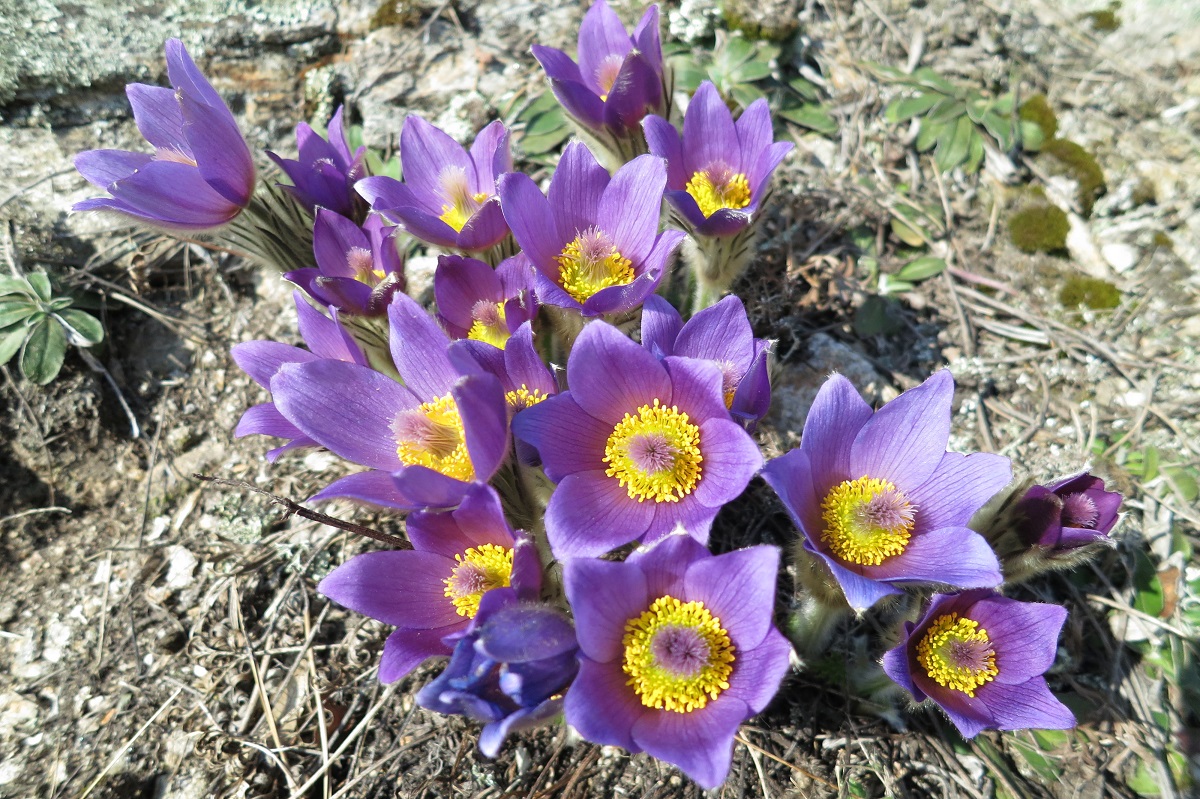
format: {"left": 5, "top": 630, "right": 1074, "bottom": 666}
{"left": 855, "top": 489, "right": 916, "bottom": 531}
{"left": 392, "top": 409, "right": 437, "bottom": 447}
{"left": 447, "top": 562, "right": 489, "bottom": 598}
{"left": 650, "top": 625, "right": 711, "bottom": 678}
{"left": 1061, "top": 493, "right": 1099, "bottom": 528}
{"left": 948, "top": 638, "right": 995, "bottom": 671}
{"left": 471, "top": 299, "right": 503, "bottom": 327}
{"left": 628, "top": 432, "right": 676, "bottom": 474}
{"left": 347, "top": 246, "right": 375, "bottom": 280}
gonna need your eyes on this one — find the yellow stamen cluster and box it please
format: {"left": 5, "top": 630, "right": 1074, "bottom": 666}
{"left": 556, "top": 234, "right": 634, "bottom": 304}
{"left": 685, "top": 170, "right": 751, "bottom": 218}
{"left": 820, "top": 476, "right": 915, "bottom": 566}
{"left": 505, "top": 385, "right": 550, "bottom": 411}
{"left": 622, "top": 596, "right": 735, "bottom": 713}
{"left": 395, "top": 393, "right": 475, "bottom": 482}
{"left": 916, "top": 613, "right": 999, "bottom": 697}
{"left": 439, "top": 191, "right": 490, "bottom": 232}
{"left": 443, "top": 544, "right": 514, "bottom": 618}
{"left": 604, "top": 400, "right": 703, "bottom": 503}
{"left": 467, "top": 302, "right": 510, "bottom": 349}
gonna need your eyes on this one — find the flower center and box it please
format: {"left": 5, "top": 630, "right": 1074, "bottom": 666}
{"left": 505, "top": 385, "right": 550, "bottom": 412}
{"left": 347, "top": 246, "right": 385, "bottom": 284}
{"left": 717, "top": 360, "right": 742, "bottom": 409}
{"left": 437, "top": 166, "right": 490, "bottom": 232}
{"left": 1060, "top": 492, "right": 1099, "bottom": 528}
{"left": 443, "top": 543, "right": 514, "bottom": 618}
{"left": 467, "top": 299, "right": 510, "bottom": 348}
{"left": 916, "top": 613, "right": 999, "bottom": 697}
{"left": 622, "top": 596, "right": 735, "bottom": 713}
{"left": 604, "top": 400, "right": 703, "bottom": 503}
{"left": 685, "top": 164, "right": 752, "bottom": 218}
{"left": 555, "top": 226, "right": 634, "bottom": 304}
{"left": 391, "top": 393, "right": 475, "bottom": 482}
{"left": 595, "top": 54, "right": 625, "bottom": 101}
{"left": 820, "top": 476, "right": 916, "bottom": 566}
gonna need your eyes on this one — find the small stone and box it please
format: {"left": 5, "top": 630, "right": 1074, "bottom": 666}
{"left": 1101, "top": 243, "right": 1138, "bottom": 273}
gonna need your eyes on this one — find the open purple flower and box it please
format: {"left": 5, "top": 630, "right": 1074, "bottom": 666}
{"left": 318, "top": 484, "right": 541, "bottom": 683}
{"left": 357, "top": 118, "right": 511, "bottom": 253}
{"left": 416, "top": 590, "right": 578, "bottom": 758}
{"left": 513, "top": 321, "right": 762, "bottom": 558}
{"left": 761, "top": 371, "right": 1008, "bottom": 612}
{"left": 641, "top": 294, "right": 771, "bottom": 431}
{"left": 267, "top": 105, "right": 365, "bottom": 218}
{"left": 532, "top": 1, "right": 666, "bottom": 160}
{"left": 268, "top": 291, "right": 509, "bottom": 510}
{"left": 644, "top": 81, "right": 791, "bottom": 238}
{"left": 498, "top": 142, "right": 684, "bottom": 317}
{"left": 882, "top": 590, "right": 1075, "bottom": 738}
{"left": 435, "top": 254, "right": 537, "bottom": 349}
{"left": 285, "top": 210, "right": 405, "bottom": 316}
{"left": 1014, "top": 472, "right": 1122, "bottom": 551}
{"left": 74, "top": 39, "right": 255, "bottom": 230}
{"left": 233, "top": 291, "right": 366, "bottom": 461}
{"left": 564, "top": 535, "right": 791, "bottom": 789}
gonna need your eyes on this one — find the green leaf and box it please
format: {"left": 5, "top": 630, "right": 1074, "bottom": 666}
{"left": 730, "top": 83, "right": 766, "bottom": 109}
{"left": 779, "top": 103, "right": 838, "bottom": 135}
{"left": 965, "top": 129, "right": 986, "bottom": 173}
{"left": 890, "top": 217, "right": 927, "bottom": 247}
{"left": 0, "top": 300, "right": 38, "bottom": 328}
{"left": 925, "top": 97, "right": 968, "bottom": 125}
{"left": 1131, "top": 549, "right": 1165, "bottom": 619}
{"left": 915, "top": 118, "right": 947, "bottom": 152}
{"left": 1018, "top": 119, "right": 1045, "bottom": 152}
{"left": 884, "top": 92, "right": 940, "bottom": 124}
{"left": 895, "top": 256, "right": 947, "bottom": 282}
{"left": 909, "top": 67, "right": 958, "bottom": 94}
{"left": 1008, "top": 733, "right": 1062, "bottom": 782}
{"left": 56, "top": 309, "right": 104, "bottom": 345}
{"left": 0, "top": 325, "right": 26, "bottom": 365}
{"left": 0, "top": 276, "right": 30, "bottom": 296}
{"left": 28, "top": 272, "right": 51, "bottom": 302}
{"left": 853, "top": 294, "right": 904, "bottom": 336}
{"left": 787, "top": 76, "right": 821, "bottom": 101}
{"left": 733, "top": 58, "right": 773, "bottom": 83}
{"left": 1142, "top": 446, "right": 1160, "bottom": 481}
{"left": 1165, "top": 467, "right": 1199, "bottom": 503}
{"left": 47, "top": 296, "right": 73, "bottom": 311}
{"left": 1030, "top": 729, "right": 1069, "bottom": 749}
{"left": 981, "top": 111, "right": 1015, "bottom": 151}
{"left": 672, "top": 57, "right": 707, "bottom": 92}
{"left": 935, "top": 115, "right": 975, "bottom": 172}
{"left": 523, "top": 106, "right": 567, "bottom": 137}
{"left": 19, "top": 317, "right": 67, "bottom": 385}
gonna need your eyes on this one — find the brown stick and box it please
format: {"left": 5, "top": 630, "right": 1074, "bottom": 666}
{"left": 194, "top": 474, "right": 409, "bottom": 549}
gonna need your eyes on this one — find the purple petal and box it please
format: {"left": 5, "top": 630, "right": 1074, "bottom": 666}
{"left": 683, "top": 82, "right": 738, "bottom": 177}
{"left": 662, "top": 356, "right": 726, "bottom": 423}
{"left": 387, "top": 292, "right": 458, "bottom": 399}
{"left": 498, "top": 172, "right": 563, "bottom": 272}
{"left": 643, "top": 492, "right": 719, "bottom": 548}
{"left": 629, "top": 534, "right": 706, "bottom": 597}
{"left": 564, "top": 557, "right": 649, "bottom": 662}
{"left": 567, "top": 321, "right": 671, "bottom": 424}
{"left": 74, "top": 149, "right": 154, "bottom": 189}
{"left": 380, "top": 627, "right": 455, "bottom": 683}
{"left": 469, "top": 120, "right": 510, "bottom": 191}
{"left": 734, "top": 98, "right": 772, "bottom": 175}
{"left": 318, "top": 550, "right": 460, "bottom": 629}
{"left": 456, "top": 198, "right": 511, "bottom": 252}
{"left": 675, "top": 295, "right": 755, "bottom": 369}
{"left": 435, "top": 255, "right": 503, "bottom": 331}
{"left": 231, "top": 340, "right": 317, "bottom": 387}
{"left": 665, "top": 189, "right": 710, "bottom": 230}
{"left": 750, "top": 142, "right": 793, "bottom": 201}
{"left": 356, "top": 175, "right": 424, "bottom": 212}
{"left": 548, "top": 141, "right": 608, "bottom": 243}
{"left": 979, "top": 678, "right": 1075, "bottom": 731}
{"left": 971, "top": 598, "right": 1067, "bottom": 685}
{"left": 881, "top": 632, "right": 920, "bottom": 699}
{"left": 631, "top": 696, "right": 746, "bottom": 790}
{"left": 694, "top": 208, "right": 753, "bottom": 238}
{"left": 684, "top": 545, "right": 779, "bottom": 650}
{"left": 545, "top": 470, "right": 655, "bottom": 558}
{"left": 693, "top": 417, "right": 763, "bottom": 507}
{"left": 388, "top": 204, "right": 461, "bottom": 249}
{"left": 725, "top": 626, "right": 792, "bottom": 714}
{"left": 311, "top": 276, "right": 373, "bottom": 314}
{"left": 126, "top": 84, "right": 188, "bottom": 153}
{"left": 639, "top": 294, "right": 682, "bottom": 357}
{"left": 503, "top": 322, "right": 556, "bottom": 395}
{"left": 761, "top": 449, "right": 823, "bottom": 543}
{"left": 400, "top": 116, "right": 472, "bottom": 208}
{"left": 577, "top": 0, "right": 633, "bottom": 95}
{"left": 802, "top": 374, "right": 873, "bottom": 497}
{"left": 564, "top": 659, "right": 646, "bottom": 753}
{"left": 164, "top": 39, "right": 229, "bottom": 120}
{"left": 874, "top": 527, "right": 1002, "bottom": 589}
{"left": 271, "top": 359, "right": 413, "bottom": 470}
{"left": 643, "top": 115, "right": 686, "bottom": 189}
{"left": 175, "top": 82, "right": 254, "bottom": 206}
{"left": 234, "top": 403, "right": 304, "bottom": 440}
{"left": 391, "top": 466, "right": 470, "bottom": 510}
{"left": 908, "top": 452, "right": 1012, "bottom": 534}
{"left": 598, "top": 154, "right": 666, "bottom": 265}
{"left": 104, "top": 160, "right": 242, "bottom": 228}
{"left": 731, "top": 343, "right": 771, "bottom": 429}
{"left": 850, "top": 370, "right": 955, "bottom": 492}
{"left": 313, "top": 209, "right": 370, "bottom": 278}
{"left": 454, "top": 373, "right": 509, "bottom": 482}
{"left": 601, "top": 52, "right": 664, "bottom": 132}
{"left": 295, "top": 296, "right": 364, "bottom": 364}
{"left": 511, "top": 393, "right": 609, "bottom": 482}
{"left": 581, "top": 257, "right": 671, "bottom": 317}
{"left": 546, "top": 75, "right": 608, "bottom": 130}
{"left": 631, "top": 5, "right": 664, "bottom": 73}
{"left": 812, "top": 545, "right": 903, "bottom": 611}
{"left": 308, "top": 470, "right": 419, "bottom": 510}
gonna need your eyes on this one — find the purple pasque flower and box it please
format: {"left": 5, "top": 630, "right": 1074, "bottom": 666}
{"left": 761, "top": 371, "right": 1008, "bottom": 612}
{"left": 268, "top": 291, "right": 509, "bottom": 510}
{"left": 644, "top": 81, "right": 792, "bottom": 238}
{"left": 498, "top": 141, "right": 684, "bottom": 317}
{"left": 285, "top": 210, "right": 405, "bottom": 316}
{"left": 356, "top": 118, "right": 511, "bottom": 253}
{"left": 641, "top": 294, "right": 771, "bottom": 431}
{"left": 1014, "top": 471, "right": 1122, "bottom": 551}
{"left": 233, "top": 291, "right": 366, "bottom": 461}
{"left": 532, "top": 2, "right": 666, "bottom": 150}
{"left": 267, "top": 105, "right": 365, "bottom": 218}
{"left": 318, "top": 483, "right": 542, "bottom": 683}
{"left": 435, "top": 254, "right": 537, "bottom": 349}
{"left": 73, "top": 39, "right": 255, "bottom": 230}
{"left": 450, "top": 321, "right": 558, "bottom": 416}
{"left": 564, "top": 535, "right": 791, "bottom": 789}
{"left": 882, "top": 590, "right": 1075, "bottom": 738}
{"left": 512, "top": 321, "right": 762, "bottom": 558}
{"left": 416, "top": 589, "right": 578, "bottom": 758}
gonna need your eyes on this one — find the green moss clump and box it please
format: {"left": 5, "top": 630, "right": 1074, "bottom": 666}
{"left": 1082, "top": 2, "right": 1121, "bottom": 32}
{"left": 1043, "top": 139, "right": 1106, "bottom": 217}
{"left": 1019, "top": 94, "right": 1058, "bottom": 141}
{"left": 721, "top": 0, "right": 801, "bottom": 41}
{"left": 1010, "top": 205, "right": 1070, "bottom": 253}
{"left": 1151, "top": 231, "right": 1174, "bottom": 251}
{"left": 370, "top": 0, "right": 421, "bottom": 30}
{"left": 1060, "top": 276, "right": 1120, "bottom": 310}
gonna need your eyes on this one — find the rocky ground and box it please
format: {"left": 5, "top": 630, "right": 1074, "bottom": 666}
{"left": 1, "top": 0, "right": 1198, "bottom": 797}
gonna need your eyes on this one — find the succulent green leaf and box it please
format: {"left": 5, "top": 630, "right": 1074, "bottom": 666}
{"left": 730, "top": 83, "right": 766, "bottom": 109}
{"left": 28, "top": 272, "right": 52, "bottom": 302}
{"left": 935, "top": 115, "right": 975, "bottom": 172}
{"left": 48, "top": 296, "right": 74, "bottom": 311}
{"left": 1018, "top": 119, "right": 1046, "bottom": 152}
{"left": 890, "top": 217, "right": 927, "bottom": 247}
{"left": 909, "top": 67, "right": 958, "bottom": 94}
{"left": 925, "top": 97, "right": 968, "bottom": 125}
{"left": 1165, "top": 467, "right": 1199, "bottom": 503}
{"left": 965, "top": 129, "right": 986, "bottom": 173}
{"left": 56, "top": 309, "right": 104, "bottom": 346}
{"left": 0, "top": 325, "right": 25, "bottom": 365}
{"left": 787, "top": 76, "right": 821, "bottom": 101}
{"left": 884, "top": 92, "right": 940, "bottom": 124}
{"left": 981, "top": 111, "right": 1015, "bottom": 151}
{"left": 20, "top": 317, "right": 67, "bottom": 385}
{"left": 0, "top": 276, "right": 29, "bottom": 296}
{"left": 0, "top": 300, "right": 38, "bottom": 328}
{"left": 895, "top": 256, "right": 947, "bottom": 282}
{"left": 779, "top": 103, "right": 838, "bottom": 135}
{"left": 915, "top": 118, "right": 947, "bottom": 152}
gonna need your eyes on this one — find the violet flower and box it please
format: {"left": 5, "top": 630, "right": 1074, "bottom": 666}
{"left": 498, "top": 141, "right": 684, "bottom": 317}
{"left": 644, "top": 81, "right": 791, "bottom": 238}
{"left": 434, "top": 254, "right": 537, "bottom": 349}
{"left": 564, "top": 535, "right": 791, "bottom": 789}
{"left": 267, "top": 105, "right": 365, "bottom": 218}
{"left": 74, "top": 39, "right": 255, "bottom": 230}
{"left": 233, "top": 291, "right": 366, "bottom": 461}
{"left": 357, "top": 118, "right": 512, "bottom": 255}
{"left": 512, "top": 321, "right": 762, "bottom": 558}
{"left": 882, "top": 590, "right": 1075, "bottom": 738}
{"left": 416, "top": 590, "right": 578, "bottom": 758}
{"left": 318, "top": 484, "right": 541, "bottom": 683}
{"left": 532, "top": 1, "right": 667, "bottom": 163}
{"left": 1014, "top": 472, "right": 1122, "bottom": 551}
{"left": 761, "top": 371, "right": 1008, "bottom": 612}
{"left": 268, "top": 291, "right": 509, "bottom": 510}
{"left": 641, "top": 294, "right": 771, "bottom": 431}
{"left": 286, "top": 210, "right": 405, "bottom": 316}
{"left": 450, "top": 322, "right": 558, "bottom": 415}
